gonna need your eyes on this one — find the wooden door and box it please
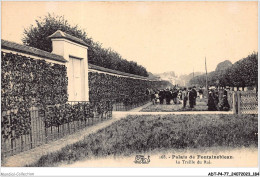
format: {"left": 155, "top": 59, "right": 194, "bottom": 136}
{"left": 70, "top": 57, "right": 82, "bottom": 101}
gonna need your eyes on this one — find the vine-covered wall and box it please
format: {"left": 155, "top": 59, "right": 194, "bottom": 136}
{"left": 1, "top": 52, "right": 68, "bottom": 110}
{"left": 1, "top": 52, "right": 68, "bottom": 139}
{"left": 1, "top": 51, "right": 170, "bottom": 141}
{"left": 88, "top": 72, "right": 172, "bottom": 103}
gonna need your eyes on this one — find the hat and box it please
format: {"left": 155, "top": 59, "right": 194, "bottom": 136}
{"left": 225, "top": 86, "right": 230, "bottom": 90}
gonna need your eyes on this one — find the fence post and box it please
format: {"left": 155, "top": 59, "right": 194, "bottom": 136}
{"left": 29, "top": 108, "right": 34, "bottom": 149}
{"left": 44, "top": 126, "right": 48, "bottom": 144}
{"left": 237, "top": 91, "right": 241, "bottom": 115}
{"left": 232, "top": 92, "right": 236, "bottom": 114}
{"left": 11, "top": 138, "right": 14, "bottom": 156}
{"left": 20, "top": 136, "right": 23, "bottom": 152}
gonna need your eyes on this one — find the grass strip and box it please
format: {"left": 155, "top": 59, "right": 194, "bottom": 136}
{"left": 28, "top": 114, "right": 258, "bottom": 167}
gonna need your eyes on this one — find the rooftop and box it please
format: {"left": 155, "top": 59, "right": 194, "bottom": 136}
{"left": 1, "top": 39, "right": 67, "bottom": 63}
{"left": 88, "top": 63, "right": 149, "bottom": 80}
{"left": 48, "top": 30, "right": 89, "bottom": 47}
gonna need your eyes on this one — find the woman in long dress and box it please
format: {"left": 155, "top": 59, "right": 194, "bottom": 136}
{"left": 208, "top": 90, "right": 217, "bottom": 111}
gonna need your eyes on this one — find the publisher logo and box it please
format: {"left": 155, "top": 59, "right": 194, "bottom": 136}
{"left": 134, "top": 155, "right": 150, "bottom": 164}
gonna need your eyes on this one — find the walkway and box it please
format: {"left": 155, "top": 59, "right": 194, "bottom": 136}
{"left": 2, "top": 115, "right": 126, "bottom": 167}
{"left": 114, "top": 111, "right": 232, "bottom": 117}
{"left": 2, "top": 102, "right": 232, "bottom": 167}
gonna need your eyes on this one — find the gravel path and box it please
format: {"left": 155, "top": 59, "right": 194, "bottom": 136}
{"left": 2, "top": 113, "right": 126, "bottom": 167}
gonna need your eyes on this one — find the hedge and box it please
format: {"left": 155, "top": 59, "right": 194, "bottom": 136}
{"left": 88, "top": 72, "right": 172, "bottom": 103}
{"left": 1, "top": 52, "right": 68, "bottom": 139}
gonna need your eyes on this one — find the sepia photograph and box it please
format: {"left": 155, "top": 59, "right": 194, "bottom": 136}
{"left": 1, "top": 1, "right": 259, "bottom": 176}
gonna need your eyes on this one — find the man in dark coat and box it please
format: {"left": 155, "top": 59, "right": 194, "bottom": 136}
{"left": 182, "top": 88, "right": 188, "bottom": 109}
{"left": 165, "top": 89, "right": 171, "bottom": 105}
{"left": 150, "top": 89, "right": 155, "bottom": 103}
{"left": 159, "top": 90, "right": 164, "bottom": 104}
{"left": 191, "top": 86, "right": 197, "bottom": 106}
{"left": 214, "top": 91, "right": 219, "bottom": 110}
{"left": 188, "top": 87, "right": 194, "bottom": 108}
{"left": 172, "top": 89, "right": 178, "bottom": 104}
{"left": 146, "top": 88, "right": 150, "bottom": 95}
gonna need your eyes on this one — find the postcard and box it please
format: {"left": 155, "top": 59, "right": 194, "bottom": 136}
{"left": 1, "top": 1, "right": 258, "bottom": 176}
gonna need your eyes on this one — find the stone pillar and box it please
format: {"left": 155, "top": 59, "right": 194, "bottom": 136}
{"left": 49, "top": 30, "right": 89, "bottom": 102}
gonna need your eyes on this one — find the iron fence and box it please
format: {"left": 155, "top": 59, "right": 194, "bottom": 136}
{"left": 1, "top": 101, "right": 112, "bottom": 158}
{"left": 112, "top": 95, "right": 150, "bottom": 111}
{"left": 239, "top": 91, "right": 258, "bottom": 114}
{"left": 225, "top": 91, "right": 258, "bottom": 115}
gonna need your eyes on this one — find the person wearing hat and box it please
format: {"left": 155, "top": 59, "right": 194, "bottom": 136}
{"left": 191, "top": 86, "right": 197, "bottom": 106}
{"left": 159, "top": 89, "right": 164, "bottom": 104}
{"left": 165, "top": 88, "right": 171, "bottom": 105}
{"left": 182, "top": 88, "right": 188, "bottom": 109}
{"left": 219, "top": 94, "right": 230, "bottom": 111}
{"left": 199, "top": 87, "right": 203, "bottom": 99}
{"left": 188, "top": 87, "right": 194, "bottom": 108}
{"left": 208, "top": 89, "right": 217, "bottom": 111}
{"left": 224, "top": 86, "right": 230, "bottom": 97}
{"left": 150, "top": 89, "right": 156, "bottom": 104}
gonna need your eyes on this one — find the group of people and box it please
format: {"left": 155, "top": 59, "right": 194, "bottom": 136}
{"left": 181, "top": 86, "right": 199, "bottom": 109}
{"left": 208, "top": 87, "right": 230, "bottom": 111}
{"left": 147, "top": 86, "right": 202, "bottom": 109}
{"left": 146, "top": 86, "right": 230, "bottom": 111}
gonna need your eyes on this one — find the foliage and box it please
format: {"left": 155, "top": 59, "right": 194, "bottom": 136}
{"left": 215, "top": 60, "right": 232, "bottom": 72}
{"left": 89, "top": 72, "right": 172, "bottom": 103}
{"left": 22, "top": 13, "right": 149, "bottom": 77}
{"left": 189, "top": 53, "right": 258, "bottom": 87}
{"left": 44, "top": 101, "right": 112, "bottom": 128}
{"left": 1, "top": 51, "right": 169, "bottom": 140}
{"left": 1, "top": 52, "right": 68, "bottom": 139}
{"left": 28, "top": 114, "right": 258, "bottom": 167}
{"left": 1, "top": 52, "right": 68, "bottom": 110}
{"left": 1, "top": 105, "right": 31, "bottom": 139}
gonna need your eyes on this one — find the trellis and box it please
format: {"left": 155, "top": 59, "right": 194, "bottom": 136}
{"left": 1, "top": 51, "right": 113, "bottom": 158}
{"left": 231, "top": 91, "right": 258, "bottom": 115}
{"left": 239, "top": 91, "right": 258, "bottom": 114}
{"left": 1, "top": 102, "right": 112, "bottom": 158}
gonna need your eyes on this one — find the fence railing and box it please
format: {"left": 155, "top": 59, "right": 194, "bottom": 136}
{"left": 112, "top": 95, "right": 150, "bottom": 111}
{"left": 228, "top": 91, "right": 258, "bottom": 115}
{"left": 238, "top": 91, "right": 258, "bottom": 114}
{"left": 1, "top": 101, "right": 113, "bottom": 158}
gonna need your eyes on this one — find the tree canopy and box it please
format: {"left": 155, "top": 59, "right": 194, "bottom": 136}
{"left": 189, "top": 53, "right": 258, "bottom": 88}
{"left": 215, "top": 60, "right": 232, "bottom": 72}
{"left": 22, "top": 13, "right": 149, "bottom": 77}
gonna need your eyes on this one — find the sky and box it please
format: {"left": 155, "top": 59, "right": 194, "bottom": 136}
{"left": 1, "top": 1, "right": 258, "bottom": 75}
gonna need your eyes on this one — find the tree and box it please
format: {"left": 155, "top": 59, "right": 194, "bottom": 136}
{"left": 23, "top": 13, "right": 149, "bottom": 77}
{"left": 23, "top": 13, "right": 92, "bottom": 52}
{"left": 189, "top": 53, "right": 258, "bottom": 88}
{"left": 215, "top": 60, "right": 232, "bottom": 72}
